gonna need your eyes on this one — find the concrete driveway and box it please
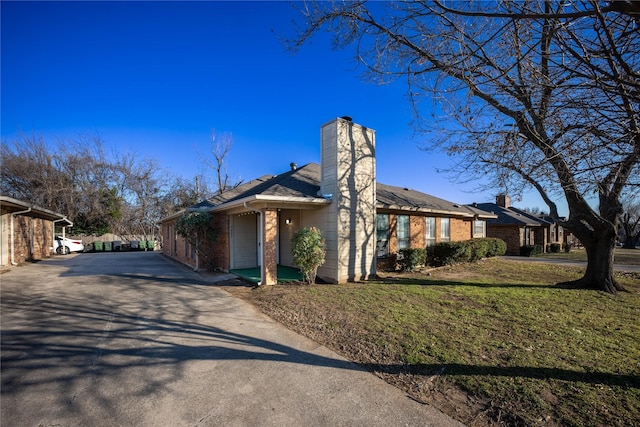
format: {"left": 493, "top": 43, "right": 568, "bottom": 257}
{"left": 1, "top": 252, "right": 462, "bottom": 427}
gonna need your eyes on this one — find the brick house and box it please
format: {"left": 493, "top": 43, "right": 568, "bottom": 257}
{"left": 473, "top": 195, "right": 565, "bottom": 255}
{"left": 0, "top": 196, "right": 73, "bottom": 267}
{"left": 159, "top": 117, "right": 495, "bottom": 284}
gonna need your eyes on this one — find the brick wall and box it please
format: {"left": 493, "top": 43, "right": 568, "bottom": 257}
{"left": 211, "top": 213, "right": 229, "bottom": 270}
{"left": 410, "top": 215, "right": 426, "bottom": 248}
{"left": 487, "top": 225, "right": 522, "bottom": 255}
{"left": 12, "top": 216, "right": 54, "bottom": 263}
{"left": 262, "top": 209, "right": 278, "bottom": 285}
{"left": 388, "top": 214, "right": 398, "bottom": 255}
{"left": 161, "top": 219, "right": 197, "bottom": 269}
{"left": 161, "top": 213, "right": 231, "bottom": 272}
{"left": 451, "top": 218, "right": 470, "bottom": 242}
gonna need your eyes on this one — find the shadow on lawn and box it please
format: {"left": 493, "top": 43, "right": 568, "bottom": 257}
{"left": 376, "top": 276, "right": 579, "bottom": 290}
{"left": 363, "top": 363, "right": 640, "bottom": 389}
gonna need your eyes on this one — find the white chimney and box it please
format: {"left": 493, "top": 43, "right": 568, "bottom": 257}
{"left": 318, "top": 117, "right": 376, "bottom": 282}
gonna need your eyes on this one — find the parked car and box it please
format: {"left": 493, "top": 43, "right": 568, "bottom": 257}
{"left": 54, "top": 236, "right": 84, "bottom": 254}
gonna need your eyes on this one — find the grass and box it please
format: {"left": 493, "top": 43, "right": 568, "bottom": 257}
{"left": 539, "top": 247, "right": 640, "bottom": 265}
{"left": 226, "top": 258, "right": 640, "bottom": 427}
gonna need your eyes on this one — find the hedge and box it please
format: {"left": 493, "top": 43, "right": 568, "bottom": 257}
{"left": 431, "top": 237, "right": 506, "bottom": 266}
{"left": 549, "top": 243, "right": 562, "bottom": 253}
{"left": 520, "top": 244, "right": 544, "bottom": 257}
{"left": 398, "top": 248, "right": 427, "bottom": 271}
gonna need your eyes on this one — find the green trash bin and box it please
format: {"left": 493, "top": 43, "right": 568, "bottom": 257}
{"left": 104, "top": 241, "right": 112, "bottom": 252}
{"left": 94, "top": 241, "right": 104, "bottom": 252}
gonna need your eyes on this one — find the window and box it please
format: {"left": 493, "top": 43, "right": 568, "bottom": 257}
{"left": 441, "top": 217, "right": 450, "bottom": 242}
{"left": 397, "top": 215, "right": 410, "bottom": 250}
{"left": 426, "top": 217, "right": 436, "bottom": 247}
{"left": 376, "top": 214, "right": 389, "bottom": 257}
{"left": 473, "top": 220, "right": 485, "bottom": 238}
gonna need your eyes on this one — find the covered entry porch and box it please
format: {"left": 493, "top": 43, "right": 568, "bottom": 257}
{"left": 218, "top": 196, "right": 330, "bottom": 285}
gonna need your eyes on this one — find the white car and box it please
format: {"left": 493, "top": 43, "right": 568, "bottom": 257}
{"left": 54, "top": 236, "right": 84, "bottom": 254}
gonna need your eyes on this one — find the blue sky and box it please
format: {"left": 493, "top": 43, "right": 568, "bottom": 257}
{"left": 1, "top": 1, "right": 555, "bottom": 212}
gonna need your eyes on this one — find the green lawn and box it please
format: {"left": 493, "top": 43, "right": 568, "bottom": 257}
{"left": 540, "top": 247, "right": 640, "bottom": 265}
{"left": 240, "top": 259, "right": 640, "bottom": 426}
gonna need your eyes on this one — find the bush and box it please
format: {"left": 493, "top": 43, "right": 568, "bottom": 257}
{"left": 431, "top": 238, "right": 506, "bottom": 266}
{"left": 520, "top": 245, "right": 543, "bottom": 257}
{"left": 549, "top": 243, "right": 562, "bottom": 253}
{"left": 487, "top": 238, "right": 507, "bottom": 257}
{"left": 469, "top": 238, "right": 491, "bottom": 261}
{"left": 433, "top": 241, "right": 472, "bottom": 265}
{"left": 292, "top": 227, "right": 326, "bottom": 284}
{"left": 398, "top": 248, "right": 426, "bottom": 271}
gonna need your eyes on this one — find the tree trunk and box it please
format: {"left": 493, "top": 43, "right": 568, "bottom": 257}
{"left": 561, "top": 232, "right": 625, "bottom": 293}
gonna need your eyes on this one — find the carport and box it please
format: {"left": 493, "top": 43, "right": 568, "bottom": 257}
{"left": 0, "top": 196, "right": 72, "bottom": 266}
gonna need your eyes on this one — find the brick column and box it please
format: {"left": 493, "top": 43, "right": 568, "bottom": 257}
{"left": 261, "top": 209, "right": 278, "bottom": 285}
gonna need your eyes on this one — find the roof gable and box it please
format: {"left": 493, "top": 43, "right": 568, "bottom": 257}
{"left": 191, "top": 163, "right": 323, "bottom": 211}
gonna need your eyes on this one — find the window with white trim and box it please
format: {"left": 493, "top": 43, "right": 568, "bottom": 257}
{"left": 397, "top": 215, "right": 410, "bottom": 250}
{"left": 441, "top": 217, "right": 450, "bottom": 242}
{"left": 426, "top": 217, "right": 436, "bottom": 247}
{"left": 376, "top": 214, "right": 389, "bottom": 258}
{"left": 473, "top": 220, "right": 485, "bottom": 238}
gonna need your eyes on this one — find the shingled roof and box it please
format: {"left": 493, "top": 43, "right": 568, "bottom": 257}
{"left": 376, "top": 183, "right": 494, "bottom": 218}
{"left": 172, "top": 163, "right": 493, "bottom": 220}
{"left": 473, "top": 202, "right": 544, "bottom": 226}
{"left": 190, "top": 163, "right": 324, "bottom": 211}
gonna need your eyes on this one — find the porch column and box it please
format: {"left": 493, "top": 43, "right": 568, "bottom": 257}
{"left": 261, "top": 208, "right": 278, "bottom": 285}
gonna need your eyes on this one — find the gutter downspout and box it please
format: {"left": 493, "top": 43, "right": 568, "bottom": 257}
{"left": 11, "top": 208, "right": 32, "bottom": 265}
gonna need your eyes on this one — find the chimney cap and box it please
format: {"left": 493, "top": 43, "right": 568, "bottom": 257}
{"left": 340, "top": 115, "right": 353, "bottom": 122}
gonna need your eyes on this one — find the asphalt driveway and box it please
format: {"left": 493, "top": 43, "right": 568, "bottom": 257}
{"left": 1, "top": 252, "right": 462, "bottom": 427}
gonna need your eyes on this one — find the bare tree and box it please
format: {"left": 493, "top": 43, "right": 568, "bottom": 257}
{"left": 202, "top": 131, "right": 242, "bottom": 195}
{"left": 290, "top": 0, "right": 639, "bottom": 293}
{"left": 620, "top": 192, "right": 640, "bottom": 248}
{"left": 1, "top": 132, "right": 178, "bottom": 238}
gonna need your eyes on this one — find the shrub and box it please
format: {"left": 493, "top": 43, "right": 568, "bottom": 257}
{"left": 520, "top": 245, "right": 543, "bottom": 257}
{"left": 550, "top": 243, "right": 562, "bottom": 253}
{"left": 469, "top": 238, "right": 491, "bottom": 261}
{"left": 433, "top": 241, "right": 472, "bottom": 265}
{"left": 487, "top": 238, "right": 507, "bottom": 257}
{"left": 292, "top": 227, "right": 326, "bottom": 284}
{"left": 398, "top": 248, "right": 426, "bottom": 271}
{"left": 431, "top": 238, "right": 506, "bottom": 266}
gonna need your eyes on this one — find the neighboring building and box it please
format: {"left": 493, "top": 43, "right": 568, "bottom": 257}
{"left": 159, "top": 117, "right": 495, "bottom": 284}
{"left": 0, "top": 196, "right": 73, "bottom": 267}
{"left": 472, "top": 195, "right": 565, "bottom": 255}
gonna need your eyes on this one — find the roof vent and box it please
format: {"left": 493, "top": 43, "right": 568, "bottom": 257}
{"left": 404, "top": 187, "right": 410, "bottom": 191}
{"left": 453, "top": 204, "right": 460, "bottom": 208}
{"left": 290, "top": 162, "right": 297, "bottom": 171}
